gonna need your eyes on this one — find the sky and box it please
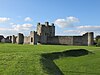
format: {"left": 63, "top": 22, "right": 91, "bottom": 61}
{"left": 0, "top": 0, "right": 100, "bottom": 37}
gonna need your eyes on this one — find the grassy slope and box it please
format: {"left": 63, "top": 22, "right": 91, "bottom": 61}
{"left": 0, "top": 43, "right": 100, "bottom": 75}
{"left": 54, "top": 46, "right": 100, "bottom": 75}
{"left": 0, "top": 43, "right": 69, "bottom": 75}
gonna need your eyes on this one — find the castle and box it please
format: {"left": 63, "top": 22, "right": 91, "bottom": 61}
{"left": 0, "top": 22, "right": 94, "bottom": 46}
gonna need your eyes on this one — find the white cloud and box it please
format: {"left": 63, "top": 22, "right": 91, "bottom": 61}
{"left": 0, "top": 27, "right": 14, "bottom": 37}
{"left": 64, "top": 25, "right": 100, "bottom": 36}
{"left": 12, "top": 23, "right": 33, "bottom": 31}
{"left": 0, "top": 17, "right": 10, "bottom": 23}
{"left": 77, "top": 25, "right": 100, "bottom": 31}
{"left": 10, "top": 23, "right": 15, "bottom": 25}
{"left": 64, "top": 30, "right": 82, "bottom": 36}
{"left": 55, "top": 16, "right": 79, "bottom": 28}
{"left": 0, "top": 28, "right": 6, "bottom": 30}
{"left": 24, "top": 17, "right": 32, "bottom": 21}
{"left": 0, "top": 23, "right": 33, "bottom": 37}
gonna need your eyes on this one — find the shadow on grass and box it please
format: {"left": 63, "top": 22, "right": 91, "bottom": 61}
{"left": 41, "top": 49, "right": 93, "bottom": 75}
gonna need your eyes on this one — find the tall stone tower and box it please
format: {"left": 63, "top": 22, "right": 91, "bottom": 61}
{"left": 82, "top": 32, "right": 94, "bottom": 46}
{"left": 30, "top": 31, "right": 37, "bottom": 45}
{"left": 37, "top": 22, "right": 55, "bottom": 44}
{"left": 88, "top": 32, "right": 94, "bottom": 46}
{"left": 17, "top": 33, "right": 24, "bottom": 44}
{"left": 12, "top": 35, "right": 16, "bottom": 43}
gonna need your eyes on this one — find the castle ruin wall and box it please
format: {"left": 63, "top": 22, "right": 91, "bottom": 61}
{"left": 47, "top": 36, "right": 73, "bottom": 45}
{"left": 17, "top": 33, "right": 24, "bottom": 44}
{"left": 12, "top": 35, "right": 16, "bottom": 44}
{"left": 7, "top": 22, "right": 94, "bottom": 46}
{"left": 30, "top": 31, "right": 38, "bottom": 45}
{"left": 73, "top": 36, "right": 83, "bottom": 45}
{"left": 24, "top": 36, "right": 30, "bottom": 44}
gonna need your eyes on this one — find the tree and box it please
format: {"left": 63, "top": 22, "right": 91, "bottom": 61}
{"left": 96, "top": 39, "right": 100, "bottom": 46}
{"left": 95, "top": 36, "right": 100, "bottom": 43}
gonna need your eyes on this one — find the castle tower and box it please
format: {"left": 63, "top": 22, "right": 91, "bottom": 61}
{"left": 9, "top": 36, "right": 12, "bottom": 42}
{"left": 7, "top": 36, "right": 12, "bottom": 43}
{"left": 37, "top": 22, "right": 42, "bottom": 36}
{"left": 12, "top": 35, "right": 16, "bottom": 43}
{"left": 88, "top": 32, "right": 94, "bottom": 46}
{"left": 36, "top": 22, "right": 55, "bottom": 44}
{"left": 17, "top": 33, "right": 24, "bottom": 44}
{"left": 45, "top": 22, "right": 49, "bottom": 26}
{"left": 51, "top": 23, "right": 55, "bottom": 37}
{"left": 30, "top": 31, "right": 38, "bottom": 45}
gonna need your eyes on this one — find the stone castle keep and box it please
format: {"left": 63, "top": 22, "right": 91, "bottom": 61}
{"left": 0, "top": 22, "right": 94, "bottom": 46}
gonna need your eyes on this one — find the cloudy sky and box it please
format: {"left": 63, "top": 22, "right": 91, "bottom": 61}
{"left": 0, "top": 0, "right": 100, "bottom": 37}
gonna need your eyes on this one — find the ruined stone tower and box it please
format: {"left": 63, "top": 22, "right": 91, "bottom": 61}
{"left": 82, "top": 32, "right": 94, "bottom": 46}
{"left": 7, "top": 36, "right": 12, "bottom": 43}
{"left": 30, "top": 31, "right": 37, "bottom": 45}
{"left": 37, "top": 22, "right": 55, "bottom": 44}
{"left": 12, "top": 35, "right": 16, "bottom": 43}
{"left": 87, "top": 32, "right": 94, "bottom": 46}
{"left": 17, "top": 33, "right": 24, "bottom": 44}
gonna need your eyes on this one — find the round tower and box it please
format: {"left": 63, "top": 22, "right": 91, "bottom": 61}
{"left": 88, "top": 32, "right": 94, "bottom": 46}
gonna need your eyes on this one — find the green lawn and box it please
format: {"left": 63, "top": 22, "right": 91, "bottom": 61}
{"left": 0, "top": 43, "right": 100, "bottom": 75}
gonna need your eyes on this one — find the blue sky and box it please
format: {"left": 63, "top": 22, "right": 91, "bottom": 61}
{"left": 0, "top": 0, "right": 100, "bottom": 37}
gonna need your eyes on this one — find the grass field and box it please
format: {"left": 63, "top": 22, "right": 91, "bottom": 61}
{"left": 0, "top": 43, "right": 100, "bottom": 75}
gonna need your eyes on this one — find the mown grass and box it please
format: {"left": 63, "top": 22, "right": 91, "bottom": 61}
{"left": 54, "top": 46, "right": 100, "bottom": 75}
{"left": 0, "top": 43, "right": 100, "bottom": 75}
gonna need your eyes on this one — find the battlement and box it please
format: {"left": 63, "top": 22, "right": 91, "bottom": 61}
{"left": 37, "top": 22, "right": 55, "bottom": 37}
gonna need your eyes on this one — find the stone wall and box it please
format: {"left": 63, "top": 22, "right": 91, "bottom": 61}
{"left": 47, "top": 36, "right": 73, "bottom": 45}
{"left": 47, "top": 36, "right": 83, "bottom": 45}
{"left": 24, "top": 36, "right": 30, "bottom": 44}
{"left": 73, "top": 36, "right": 83, "bottom": 45}
{"left": 47, "top": 33, "right": 94, "bottom": 46}
{"left": 82, "top": 33, "right": 88, "bottom": 45}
